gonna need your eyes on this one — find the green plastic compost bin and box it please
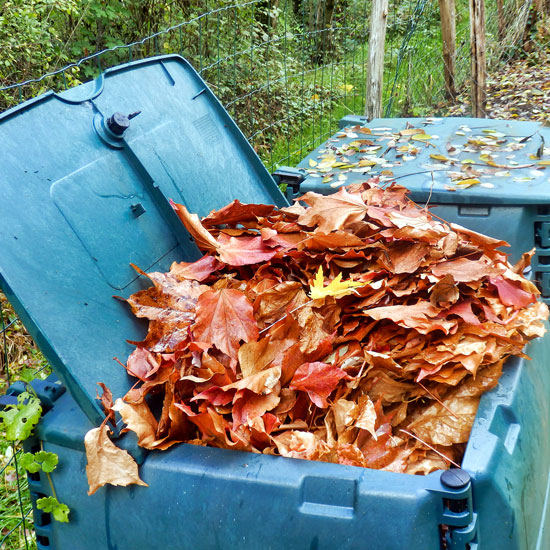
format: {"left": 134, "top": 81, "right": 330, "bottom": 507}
{"left": 0, "top": 55, "right": 549, "bottom": 550}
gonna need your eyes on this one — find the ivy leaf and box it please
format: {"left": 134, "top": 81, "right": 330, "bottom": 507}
{"left": 36, "top": 496, "right": 70, "bottom": 523}
{"left": 20, "top": 451, "right": 58, "bottom": 473}
{"left": 309, "top": 266, "right": 365, "bottom": 300}
{"left": 0, "top": 391, "right": 42, "bottom": 442}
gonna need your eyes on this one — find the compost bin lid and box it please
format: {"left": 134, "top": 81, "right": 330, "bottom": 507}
{"left": 297, "top": 116, "right": 550, "bottom": 205}
{"left": 0, "top": 55, "right": 287, "bottom": 428}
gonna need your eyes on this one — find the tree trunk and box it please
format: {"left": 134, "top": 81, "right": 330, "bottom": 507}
{"left": 439, "top": 0, "right": 457, "bottom": 101}
{"left": 314, "top": 0, "right": 337, "bottom": 63}
{"left": 496, "top": 0, "right": 505, "bottom": 40}
{"left": 469, "top": 0, "right": 487, "bottom": 118}
{"left": 365, "top": 0, "right": 389, "bottom": 120}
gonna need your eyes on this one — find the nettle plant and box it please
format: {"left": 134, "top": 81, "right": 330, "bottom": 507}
{"left": 0, "top": 389, "right": 70, "bottom": 523}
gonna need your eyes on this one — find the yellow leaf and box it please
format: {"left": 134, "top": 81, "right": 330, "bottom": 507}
{"left": 456, "top": 178, "right": 480, "bottom": 188}
{"left": 537, "top": 160, "right": 550, "bottom": 166}
{"left": 322, "top": 176, "right": 332, "bottom": 183}
{"left": 479, "top": 153, "right": 494, "bottom": 163}
{"left": 461, "top": 159, "right": 476, "bottom": 164}
{"left": 358, "top": 159, "right": 377, "bottom": 167}
{"left": 339, "top": 84, "right": 354, "bottom": 92}
{"left": 411, "top": 133, "right": 433, "bottom": 141}
{"left": 309, "top": 159, "right": 318, "bottom": 167}
{"left": 311, "top": 94, "right": 320, "bottom": 101}
{"left": 309, "top": 266, "right": 365, "bottom": 300}
{"left": 430, "top": 154, "right": 449, "bottom": 162}
{"left": 400, "top": 128, "right": 423, "bottom": 136}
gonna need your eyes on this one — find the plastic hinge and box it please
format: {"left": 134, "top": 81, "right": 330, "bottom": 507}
{"left": 445, "top": 514, "right": 478, "bottom": 550}
{"left": 429, "top": 469, "right": 477, "bottom": 550}
{"left": 1, "top": 374, "right": 66, "bottom": 413}
{"left": 338, "top": 115, "right": 367, "bottom": 128}
{"left": 272, "top": 166, "right": 305, "bottom": 190}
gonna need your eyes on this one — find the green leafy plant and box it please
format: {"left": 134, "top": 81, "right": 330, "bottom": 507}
{"left": 0, "top": 389, "right": 70, "bottom": 523}
{"left": 0, "top": 391, "right": 42, "bottom": 441}
{"left": 36, "top": 496, "right": 70, "bottom": 523}
{"left": 20, "top": 451, "right": 59, "bottom": 474}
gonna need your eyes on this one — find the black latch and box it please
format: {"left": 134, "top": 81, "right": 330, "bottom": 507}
{"left": 106, "top": 111, "right": 141, "bottom": 137}
{"left": 272, "top": 166, "right": 306, "bottom": 194}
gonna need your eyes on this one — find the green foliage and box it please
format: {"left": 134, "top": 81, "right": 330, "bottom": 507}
{"left": 36, "top": 496, "right": 70, "bottom": 523}
{"left": 0, "top": 391, "right": 42, "bottom": 442}
{"left": 20, "top": 451, "right": 59, "bottom": 474}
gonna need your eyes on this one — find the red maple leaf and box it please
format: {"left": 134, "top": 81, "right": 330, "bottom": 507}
{"left": 193, "top": 288, "right": 259, "bottom": 360}
{"left": 289, "top": 362, "right": 348, "bottom": 408}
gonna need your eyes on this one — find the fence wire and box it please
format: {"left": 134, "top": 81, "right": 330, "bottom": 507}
{"left": 0, "top": 0, "right": 533, "bottom": 169}
{"left": 0, "top": 1, "right": 537, "bottom": 548}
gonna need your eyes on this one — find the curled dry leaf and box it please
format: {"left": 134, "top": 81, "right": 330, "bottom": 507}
{"left": 85, "top": 424, "right": 148, "bottom": 495}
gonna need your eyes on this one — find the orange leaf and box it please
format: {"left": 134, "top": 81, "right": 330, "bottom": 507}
{"left": 297, "top": 188, "right": 368, "bottom": 232}
{"left": 216, "top": 233, "right": 279, "bottom": 266}
{"left": 194, "top": 288, "right": 258, "bottom": 360}
{"left": 289, "top": 362, "right": 348, "bottom": 408}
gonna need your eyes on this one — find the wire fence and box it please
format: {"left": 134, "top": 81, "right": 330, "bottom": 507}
{"left": 0, "top": 0, "right": 536, "bottom": 548}
{"left": 0, "top": 0, "right": 534, "bottom": 170}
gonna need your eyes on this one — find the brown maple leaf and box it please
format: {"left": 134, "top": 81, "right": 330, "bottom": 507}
{"left": 297, "top": 188, "right": 368, "bottom": 232}
{"left": 193, "top": 288, "right": 259, "bottom": 360}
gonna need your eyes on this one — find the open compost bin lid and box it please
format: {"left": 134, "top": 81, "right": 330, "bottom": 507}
{"left": 0, "top": 55, "right": 287, "bottom": 428}
{"left": 297, "top": 116, "right": 550, "bottom": 205}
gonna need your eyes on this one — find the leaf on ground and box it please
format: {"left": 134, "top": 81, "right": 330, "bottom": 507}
{"left": 171, "top": 201, "right": 219, "bottom": 252}
{"left": 216, "top": 233, "right": 279, "bottom": 266}
{"left": 112, "top": 398, "right": 159, "bottom": 449}
{"left": 170, "top": 255, "right": 223, "bottom": 282}
{"left": 297, "top": 188, "right": 368, "bottom": 232}
{"left": 202, "top": 200, "right": 275, "bottom": 227}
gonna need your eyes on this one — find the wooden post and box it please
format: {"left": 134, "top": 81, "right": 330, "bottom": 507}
{"left": 365, "top": 0, "right": 389, "bottom": 120}
{"left": 439, "top": 0, "right": 457, "bottom": 101}
{"left": 496, "top": 0, "right": 505, "bottom": 40}
{"left": 469, "top": 0, "right": 487, "bottom": 118}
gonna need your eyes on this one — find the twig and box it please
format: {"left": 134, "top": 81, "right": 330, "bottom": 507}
{"left": 417, "top": 381, "right": 459, "bottom": 420}
{"left": 399, "top": 429, "right": 460, "bottom": 468}
{"left": 423, "top": 171, "right": 435, "bottom": 209}
{"left": 259, "top": 299, "right": 314, "bottom": 335}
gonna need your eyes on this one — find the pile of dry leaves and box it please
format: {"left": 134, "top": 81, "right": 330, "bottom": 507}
{"left": 86, "top": 179, "right": 548, "bottom": 492}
